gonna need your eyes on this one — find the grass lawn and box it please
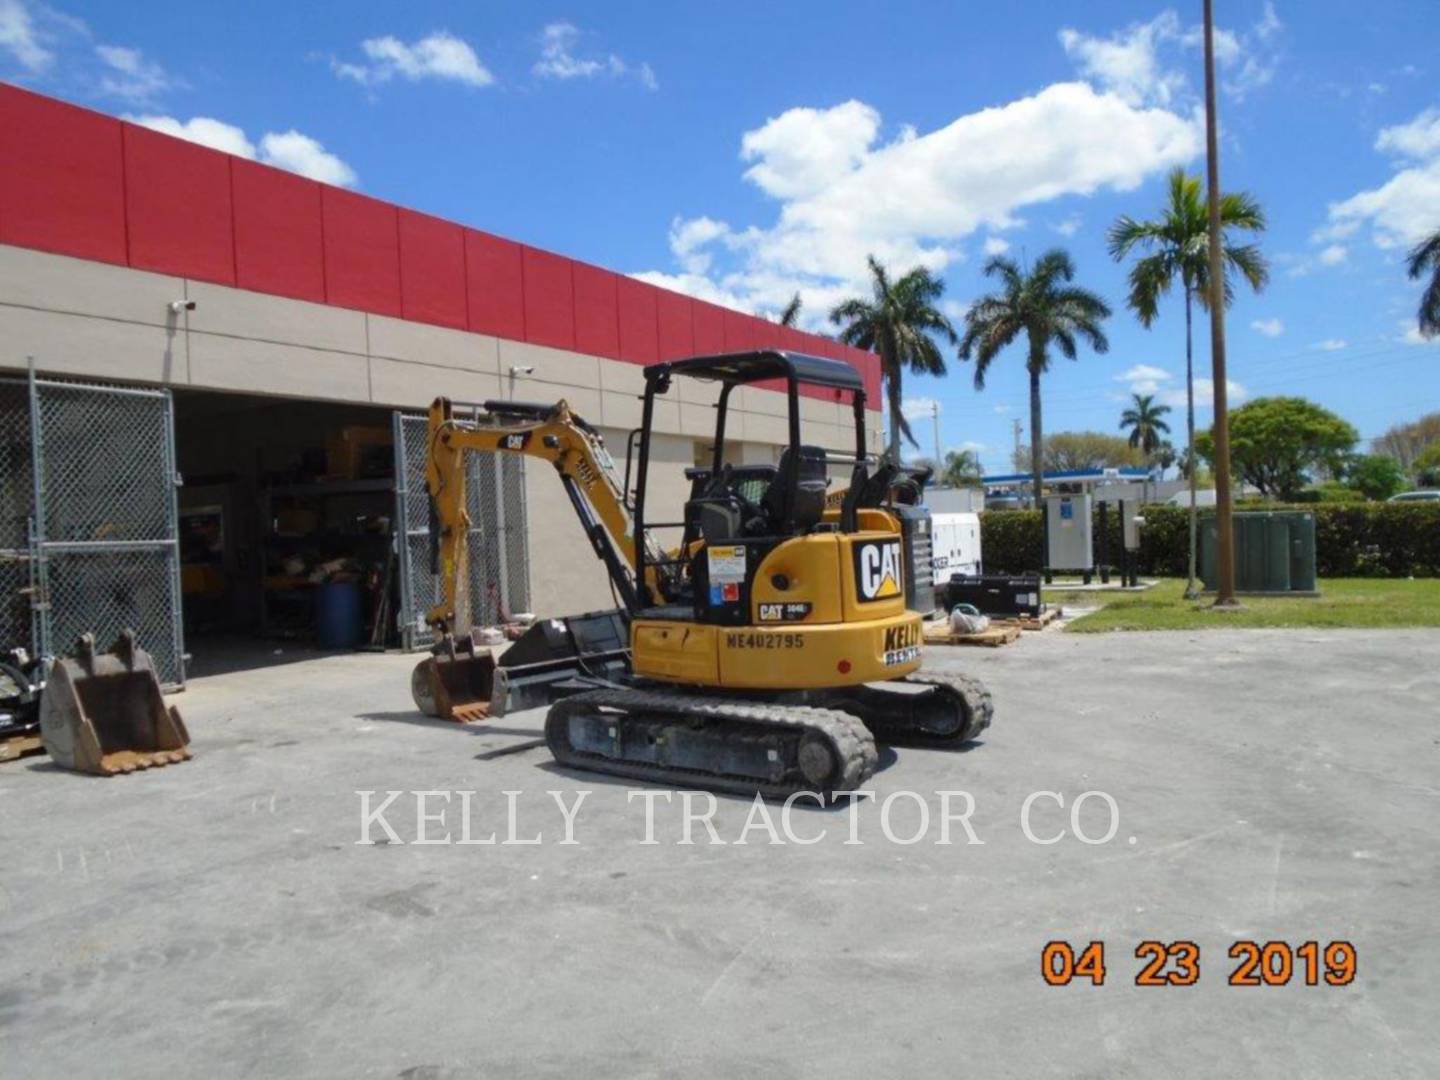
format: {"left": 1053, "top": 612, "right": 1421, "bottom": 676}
{"left": 1054, "top": 577, "right": 1440, "bottom": 632}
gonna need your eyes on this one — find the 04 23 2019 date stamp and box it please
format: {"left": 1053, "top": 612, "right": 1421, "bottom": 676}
{"left": 1041, "top": 940, "right": 1357, "bottom": 987}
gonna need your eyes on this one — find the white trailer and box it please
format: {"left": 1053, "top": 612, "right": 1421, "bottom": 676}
{"left": 931, "top": 511, "right": 982, "bottom": 583}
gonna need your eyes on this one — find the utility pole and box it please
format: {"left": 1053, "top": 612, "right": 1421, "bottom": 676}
{"left": 931, "top": 401, "right": 942, "bottom": 469}
{"left": 1012, "top": 418, "right": 1023, "bottom": 469}
{"left": 1203, "top": 0, "right": 1239, "bottom": 608}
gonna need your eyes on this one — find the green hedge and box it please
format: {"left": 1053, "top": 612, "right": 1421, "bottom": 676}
{"left": 977, "top": 503, "right": 1440, "bottom": 578}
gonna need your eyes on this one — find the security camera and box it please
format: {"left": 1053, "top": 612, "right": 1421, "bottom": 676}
{"left": 169, "top": 299, "right": 196, "bottom": 314}
{"left": 509, "top": 364, "right": 535, "bottom": 376}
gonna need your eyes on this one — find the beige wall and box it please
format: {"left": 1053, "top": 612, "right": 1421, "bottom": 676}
{"left": 0, "top": 242, "right": 885, "bottom": 621}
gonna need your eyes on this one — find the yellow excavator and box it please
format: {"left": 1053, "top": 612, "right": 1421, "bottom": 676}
{"left": 410, "top": 350, "right": 992, "bottom": 797}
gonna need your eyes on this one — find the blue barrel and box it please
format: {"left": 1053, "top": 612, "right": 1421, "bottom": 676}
{"left": 314, "top": 581, "right": 363, "bottom": 648}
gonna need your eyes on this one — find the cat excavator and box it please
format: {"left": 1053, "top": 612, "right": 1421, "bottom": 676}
{"left": 410, "top": 350, "right": 992, "bottom": 797}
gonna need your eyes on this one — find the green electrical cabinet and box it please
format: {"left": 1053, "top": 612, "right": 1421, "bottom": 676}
{"left": 1199, "top": 511, "right": 1318, "bottom": 595}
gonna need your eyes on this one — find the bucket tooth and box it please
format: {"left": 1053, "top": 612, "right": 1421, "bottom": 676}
{"left": 39, "top": 631, "right": 191, "bottom": 776}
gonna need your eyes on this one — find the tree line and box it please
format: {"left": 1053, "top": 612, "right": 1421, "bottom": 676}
{"left": 823, "top": 166, "right": 1440, "bottom": 586}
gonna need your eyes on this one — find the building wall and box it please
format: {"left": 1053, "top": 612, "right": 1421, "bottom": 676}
{"left": 0, "top": 82, "right": 886, "bottom": 624}
{"left": 0, "top": 243, "right": 883, "bottom": 619}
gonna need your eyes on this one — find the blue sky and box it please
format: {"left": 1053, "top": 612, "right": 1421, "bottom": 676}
{"left": 3, "top": 0, "right": 1438, "bottom": 471}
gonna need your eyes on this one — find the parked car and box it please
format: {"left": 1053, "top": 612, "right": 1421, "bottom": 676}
{"left": 1388, "top": 490, "right": 1440, "bottom": 503}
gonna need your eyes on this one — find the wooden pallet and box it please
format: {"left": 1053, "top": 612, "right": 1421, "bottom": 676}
{"left": 994, "top": 607, "right": 1061, "bottom": 632}
{"left": 0, "top": 732, "right": 44, "bottom": 764}
{"left": 922, "top": 623, "right": 1022, "bottom": 648}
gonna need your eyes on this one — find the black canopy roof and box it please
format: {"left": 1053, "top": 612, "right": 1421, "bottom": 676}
{"left": 647, "top": 350, "right": 865, "bottom": 393}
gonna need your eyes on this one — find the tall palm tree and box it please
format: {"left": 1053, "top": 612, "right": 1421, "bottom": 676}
{"left": 958, "top": 249, "right": 1111, "bottom": 510}
{"left": 1407, "top": 229, "right": 1440, "bottom": 339}
{"left": 1120, "top": 393, "right": 1172, "bottom": 461}
{"left": 1108, "top": 166, "right": 1268, "bottom": 595}
{"left": 831, "top": 256, "right": 957, "bottom": 459}
{"left": 778, "top": 292, "right": 803, "bottom": 328}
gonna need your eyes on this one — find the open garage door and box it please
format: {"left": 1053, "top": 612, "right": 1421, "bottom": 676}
{"left": 393, "top": 410, "right": 531, "bottom": 650}
{"left": 1, "top": 371, "right": 184, "bottom": 688}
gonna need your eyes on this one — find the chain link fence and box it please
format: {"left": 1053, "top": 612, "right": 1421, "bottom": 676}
{"left": 0, "top": 372, "right": 184, "bottom": 687}
{"left": 0, "top": 378, "right": 35, "bottom": 659}
{"left": 393, "top": 411, "right": 531, "bottom": 650}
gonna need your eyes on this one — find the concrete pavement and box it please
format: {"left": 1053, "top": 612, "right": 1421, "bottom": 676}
{"left": 2, "top": 628, "right": 1438, "bottom": 1078}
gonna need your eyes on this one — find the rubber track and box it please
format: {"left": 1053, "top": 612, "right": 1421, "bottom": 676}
{"left": 826, "top": 670, "right": 994, "bottom": 749}
{"left": 545, "top": 687, "right": 877, "bottom": 799}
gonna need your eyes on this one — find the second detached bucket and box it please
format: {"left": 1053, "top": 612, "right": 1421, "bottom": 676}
{"left": 39, "top": 630, "right": 191, "bottom": 776}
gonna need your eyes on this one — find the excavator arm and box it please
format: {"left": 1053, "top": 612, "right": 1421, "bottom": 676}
{"left": 424, "top": 396, "right": 651, "bottom": 633}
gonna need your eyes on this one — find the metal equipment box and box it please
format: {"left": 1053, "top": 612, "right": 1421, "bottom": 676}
{"left": 1044, "top": 493, "right": 1094, "bottom": 572}
{"left": 1199, "top": 511, "right": 1318, "bottom": 594}
{"left": 931, "top": 511, "right": 982, "bottom": 582}
{"left": 939, "top": 574, "right": 1043, "bottom": 618}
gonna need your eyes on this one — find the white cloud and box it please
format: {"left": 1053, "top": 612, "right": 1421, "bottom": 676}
{"left": 740, "top": 100, "right": 881, "bottom": 200}
{"left": 1059, "top": 12, "right": 1185, "bottom": 107}
{"left": 129, "top": 114, "right": 357, "bottom": 186}
{"left": 1320, "top": 106, "right": 1440, "bottom": 250}
{"left": 1160, "top": 377, "right": 1247, "bottom": 410}
{"left": 901, "top": 396, "right": 940, "bottom": 419}
{"left": 1250, "top": 317, "right": 1284, "bottom": 337}
{"left": 1058, "top": 4, "right": 1281, "bottom": 108}
{"left": 668, "top": 215, "right": 731, "bottom": 274}
{"left": 1116, "top": 363, "right": 1172, "bottom": 394}
{"left": 258, "top": 130, "right": 357, "bottom": 187}
{"left": 533, "top": 22, "right": 656, "bottom": 90}
{"left": 129, "top": 115, "right": 255, "bottom": 158}
{"left": 983, "top": 236, "right": 1011, "bottom": 256}
{"left": 1375, "top": 107, "right": 1440, "bottom": 159}
{"left": 94, "top": 43, "right": 170, "bottom": 102}
{"left": 940, "top": 298, "right": 971, "bottom": 322}
{"left": 1400, "top": 321, "right": 1440, "bottom": 347}
{"left": 1052, "top": 215, "right": 1082, "bottom": 237}
{"left": 642, "top": 79, "right": 1200, "bottom": 319}
{"left": 1317, "top": 243, "right": 1347, "bottom": 266}
{"left": 334, "top": 31, "right": 492, "bottom": 88}
{"left": 1255, "top": 2, "right": 1282, "bottom": 41}
{"left": 0, "top": 0, "right": 52, "bottom": 71}
{"left": 992, "top": 404, "right": 1014, "bottom": 415}
{"left": 1311, "top": 339, "right": 1347, "bottom": 351}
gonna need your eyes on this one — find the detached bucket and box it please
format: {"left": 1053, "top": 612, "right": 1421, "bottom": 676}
{"left": 40, "top": 630, "right": 191, "bottom": 776}
{"left": 410, "top": 634, "right": 496, "bottom": 723}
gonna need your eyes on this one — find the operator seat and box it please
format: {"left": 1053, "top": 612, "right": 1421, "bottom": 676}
{"left": 761, "top": 445, "right": 828, "bottom": 534}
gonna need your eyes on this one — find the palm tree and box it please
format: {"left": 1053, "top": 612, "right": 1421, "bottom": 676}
{"left": 1154, "top": 440, "right": 1178, "bottom": 479}
{"left": 831, "top": 256, "right": 957, "bottom": 459}
{"left": 941, "top": 448, "right": 984, "bottom": 487}
{"left": 1407, "top": 229, "right": 1440, "bottom": 339}
{"left": 778, "top": 292, "right": 803, "bottom": 328}
{"left": 958, "top": 249, "right": 1111, "bottom": 510}
{"left": 1120, "top": 393, "right": 1172, "bottom": 462}
{"left": 1108, "top": 166, "right": 1268, "bottom": 595}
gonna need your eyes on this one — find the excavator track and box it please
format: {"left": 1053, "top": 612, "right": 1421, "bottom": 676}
{"left": 545, "top": 687, "right": 877, "bottom": 799}
{"left": 820, "top": 670, "right": 993, "bottom": 749}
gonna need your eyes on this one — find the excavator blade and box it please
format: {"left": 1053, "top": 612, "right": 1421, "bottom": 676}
{"left": 39, "top": 630, "right": 191, "bottom": 776}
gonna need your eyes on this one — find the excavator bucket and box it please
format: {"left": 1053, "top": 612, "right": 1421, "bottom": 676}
{"left": 39, "top": 630, "right": 191, "bottom": 775}
{"left": 410, "top": 633, "right": 497, "bottom": 723}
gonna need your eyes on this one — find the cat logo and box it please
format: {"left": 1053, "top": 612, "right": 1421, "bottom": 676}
{"left": 854, "top": 539, "right": 903, "bottom": 602}
{"left": 501, "top": 433, "right": 530, "bottom": 451}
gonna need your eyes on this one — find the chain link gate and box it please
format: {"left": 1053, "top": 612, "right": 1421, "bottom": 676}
{"left": 393, "top": 411, "right": 531, "bottom": 651}
{"left": 0, "top": 370, "right": 185, "bottom": 688}
{"left": 0, "top": 378, "right": 37, "bottom": 664}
